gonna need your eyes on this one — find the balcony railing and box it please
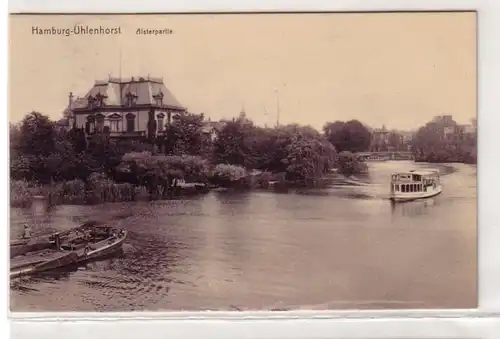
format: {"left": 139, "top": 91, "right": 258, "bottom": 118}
{"left": 86, "top": 130, "right": 147, "bottom": 138}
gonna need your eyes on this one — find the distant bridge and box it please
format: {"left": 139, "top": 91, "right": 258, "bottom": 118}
{"left": 357, "top": 151, "right": 415, "bottom": 161}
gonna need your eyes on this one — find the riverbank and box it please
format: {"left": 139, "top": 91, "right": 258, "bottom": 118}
{"left": 414, "top": 149, "right": 477, "bottom": 165}
{"left": 10, "top": 170, "right": 370, "bottom": 207}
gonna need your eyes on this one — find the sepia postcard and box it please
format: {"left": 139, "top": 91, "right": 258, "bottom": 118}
{"left": 8, "top": 11, "right": 477, "bottom": 312}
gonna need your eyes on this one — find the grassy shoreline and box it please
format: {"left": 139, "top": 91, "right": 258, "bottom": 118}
{"left": 10, "top": 171, "right": 358, "bottom": 207}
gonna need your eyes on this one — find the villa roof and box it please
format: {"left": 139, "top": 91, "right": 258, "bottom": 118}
{"left": 71, "top": 76, "right": 185, "bottom": 111}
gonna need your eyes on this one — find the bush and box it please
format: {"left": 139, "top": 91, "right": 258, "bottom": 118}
{"left": 86, "top": 172, "right": 135, "bottom": 203}
{"left": 210, "top": 164, "right": 248, "bottom": 187}
{"left": 53, "top": 179, "right": 86, "bottom": 204}
{"left": 10, "top": 180, "right": 37, "bottom": 207}
{"left": 337, "top": 151, "right": 368, "bottom": 176}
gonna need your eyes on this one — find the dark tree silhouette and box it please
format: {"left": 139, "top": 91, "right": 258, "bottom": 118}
{"left": 323, "top": 119, "right": 372, "bottom": 152}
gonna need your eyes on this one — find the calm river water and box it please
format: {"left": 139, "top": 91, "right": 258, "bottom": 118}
{"left": 10, "top": 161, "right": 477, "bottom": 311}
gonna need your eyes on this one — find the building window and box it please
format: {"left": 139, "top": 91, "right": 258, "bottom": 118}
{"left": 85, "top": 115, "right": 95, "bottom": 134}
{"left": 157, "top": 113, "right": 165, "bottom": 132}
{"left": 88, "top": 95, "right": 96, "bottom": 109}
{"left": 95, "top": 114, "right": 105, "bottom": 132}
{"left": 110, "top": 119, "right": 121, "bottom": 132}
{"left": 108, "top": 113, "right": 121, "bottom": 132}
{"left": 126, "top": 113, "right": 135, "bottom": 132}
{"left": 153, "top": 91, "right": 164, "bottom": 106}
{"left": 95, "top": 93, "right": 106, "bottom": 107}
{"left": 126, "top": 92, "right": 137, "bottom": 107}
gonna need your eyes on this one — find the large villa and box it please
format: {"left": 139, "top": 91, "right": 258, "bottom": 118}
{"left": 60, "top": 76, "right": 186, "bottom": 139}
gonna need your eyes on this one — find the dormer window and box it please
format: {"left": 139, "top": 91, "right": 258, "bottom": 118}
{"left": 88, "top": 95, "right": 95, "bottom": 109}
{"left": 95, "top": 92, "right": 106, "bottom": 107}
{"left": 126, "top": 92, "right": 138, "bottom": 107}
{"left": 153, "top": 91, "right": 164, "bottom": 106}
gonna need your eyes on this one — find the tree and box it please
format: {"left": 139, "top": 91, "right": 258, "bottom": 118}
{"left": 387, "top": 131, "right": 403, "bottom": 151}
{"left": 413, "top": 116, "right": 477, "bottom": 163}
{"left": 10, "top": 112, "right": 59, "bottom": 183}
{"left": 164, "top": 112, "right": 207, "bottom": 156}
{"left": 213, "top": 118, "right": 255, "bottom": 167}
{"left": 323, "top": 120, "right": 371, "bottom": 153}
{"left": 283, "top": 133, "right": 337, "bottom": 181}
{"left": 17, "top": 111, "right": 56, "bottom": 156}
{"left": 337, "top": 151, "right": 368, "bottom": 176}
{"left": 9, "top": 123, "right": 22, "bottom": 161}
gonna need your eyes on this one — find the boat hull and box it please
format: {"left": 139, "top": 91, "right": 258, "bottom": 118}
{"left": 10, "top": 251, "right": 79, "bottom": 279}
{"left": 390, "top": 185, "right": 443, "bottom": 202}
{"left": 10, "top": 241, "right": 54, "bottom": 258}
{"left": 76, "top": 230, "right": 128, "bottom": 263}
{"left": 10, "top": 225, "right": 127, "bottom": 279}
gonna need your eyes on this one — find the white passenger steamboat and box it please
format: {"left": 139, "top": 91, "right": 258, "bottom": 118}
{"left": 389, "top": 169, "right": 442, "bottom": 202}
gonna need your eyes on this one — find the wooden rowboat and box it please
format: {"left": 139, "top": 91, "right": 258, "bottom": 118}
{"left": 59, "top": 225, "right": 128, "bottom": 263}
{"left": 10, "top": 249, "right": 79, "bottom": 279}
{"left": 10, "top": 221, "right": 100, "bottom": 258}
{"left": 10, "top": 224, "right": 127, "bottom": 279}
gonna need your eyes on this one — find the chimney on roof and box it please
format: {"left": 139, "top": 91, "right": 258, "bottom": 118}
{"left": 68, "top": 92, "right": 74, "bottom": 110}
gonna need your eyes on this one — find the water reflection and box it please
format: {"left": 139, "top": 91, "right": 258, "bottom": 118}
{"left": 390, "top": 198, "right": 439, "bottom": 218}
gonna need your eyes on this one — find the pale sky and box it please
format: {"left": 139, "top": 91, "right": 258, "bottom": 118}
{"left": 9, "top": 12, "right": 476, "bottom": 131}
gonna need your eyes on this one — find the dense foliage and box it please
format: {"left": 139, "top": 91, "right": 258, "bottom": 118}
{"left": 413, "top": 117, "right": 477, "bottom": 164}
{"left": 213, "top": 118, "right": 338, "bottom": 181}
{"left": 10, "top": 111, "right": 377, "bottom": 205}
{"left": 323, "top": 120, "right": 372, "bottom": 153}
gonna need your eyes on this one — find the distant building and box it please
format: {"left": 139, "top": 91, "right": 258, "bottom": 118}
{"left": 432, "top": 115, "right": 454, "bottom": 125}
{"left": 61, "top": 76, "right": 186, "bottom": 139}
{"left": 470, "top": 118, "right": 477, "bottom": 128}
{"left": 443, "top": 126, "right": 455, "bottom": 139}
{"left": 400, "top": 131, "right": 414, "bottom": 144}
{"left": 201, "top": 119, "right": 226, "bottom": 142}
{"left": 455, "top": 121, "right": 477, "bottom": 142}
{"left": 370, "top": 125, "right": 390, "bottom": 151}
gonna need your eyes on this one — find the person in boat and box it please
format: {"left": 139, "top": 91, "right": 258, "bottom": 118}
{"left": 54, "top": 234, "right": 62, "bottom": 251}
{"left": 21, "top": 224, "right": 32, "bottom": 239}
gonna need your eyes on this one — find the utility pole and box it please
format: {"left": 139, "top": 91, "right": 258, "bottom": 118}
{"left": 275, "top": 89, "right": 280, "bottom": 127}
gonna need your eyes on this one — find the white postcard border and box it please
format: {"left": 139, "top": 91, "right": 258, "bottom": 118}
{"left": 3, "top": 0, "right": 500, "bottom": 338}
